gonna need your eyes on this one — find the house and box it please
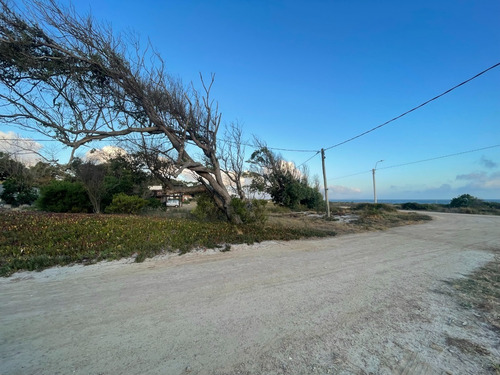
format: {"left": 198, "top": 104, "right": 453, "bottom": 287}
{"left": 148, "top": 185, "right": 194, "bottom": 207}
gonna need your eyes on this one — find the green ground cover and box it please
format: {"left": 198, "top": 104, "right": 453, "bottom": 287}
{"left": 0, "top": 211, "right": 336, "bottom": 276}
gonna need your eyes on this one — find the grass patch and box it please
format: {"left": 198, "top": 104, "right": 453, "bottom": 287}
{"left": 399, "top": 201, "right": 500, "bottom": 216}
{"left": 444, "top": 253, "right": 500, "bottom": 333}
{"left": 268, "top": 206, "right": 431, "bottom": 235}
{"left": 0, "top": 205, "right": 431, "bottom": 276}
{"left": 0, "top": 211, "right": 336, "bottom": 276}
{"left": 445, "top": 336, "right": 489, "bottom": 356}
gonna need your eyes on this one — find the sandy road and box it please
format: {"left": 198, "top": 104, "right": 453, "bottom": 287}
{"left": 1, "top": 212, "right": 499, "bottom": 374}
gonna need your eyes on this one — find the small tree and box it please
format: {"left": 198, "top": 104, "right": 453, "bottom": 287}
{"left": 449, "top": 194, "right": 483, "bottom": 208}
{"left": 248, "top": 144, "right": 323, "bottom": 210}
{"left": 218, "top": 121, "right": 247, "bottom": 200}
{"left": 74, "top": 161, "right": 107, "bottom": 213}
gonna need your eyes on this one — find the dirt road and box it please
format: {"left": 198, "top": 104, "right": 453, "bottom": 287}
{"left": 1, "top": 212, "right": 499, "bottom": 374}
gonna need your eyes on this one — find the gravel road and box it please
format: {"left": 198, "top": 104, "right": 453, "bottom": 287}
{"left": 1, "top": 212, "right": 499, "bottom": 374}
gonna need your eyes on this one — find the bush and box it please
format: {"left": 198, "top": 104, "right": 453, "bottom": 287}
{"left": 0, "top": 178, "right": 38, "bottom": 206}
{"left": 146, "top": 197, "right": 163, "bottom": 209}
{"left": 353, "top": 203, "right": 396, "bottom": 216}
{"left": 400, "top": 202, "right": 436, "bottom": 211}
{"left": 231, "top": 198, "right": 268, "bottom": 224}
{"left": 192, "top": 193, "right": 226, "bottom": 221}
{"left": 105, "top": 193, "right": 148, "bottom": 214}
{"left": 36, "top": 180, "right": 91, "bottom": 213}
{"left": 353, "top": 203, "right": 396, "bottom": 212}
{"left": 449, "top": 194, "right": 483, "bottom": 208}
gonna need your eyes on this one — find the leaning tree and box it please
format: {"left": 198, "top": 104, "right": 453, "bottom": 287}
{"left": 0, "top": 0, "right": 241, "bottom": 222}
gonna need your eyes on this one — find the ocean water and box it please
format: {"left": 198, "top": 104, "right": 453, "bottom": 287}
{"left": 330, "top": 199, "right": 500, "bottom": 204}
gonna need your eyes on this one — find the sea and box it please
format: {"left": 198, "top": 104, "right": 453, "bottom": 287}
{"left": 330, "top": 199, "right": 500, "bottom": 205}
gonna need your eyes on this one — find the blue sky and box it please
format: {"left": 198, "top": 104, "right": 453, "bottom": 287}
{"left": 3, "top": 0, "right": 500, "bottom": 200}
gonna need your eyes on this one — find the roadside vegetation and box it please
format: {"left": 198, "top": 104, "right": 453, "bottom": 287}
{"left": 0, "top": 202, "right": 431, "bottom": 277}
{"left": 441, "top": 249, "right": 500, "bottom": 374}
{"left": 399, "top": 194, "right": 500, "bottom": 215}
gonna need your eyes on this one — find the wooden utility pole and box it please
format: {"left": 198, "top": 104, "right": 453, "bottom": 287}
{"left": 321, "top": 148, "right": 331, "bottom": 218}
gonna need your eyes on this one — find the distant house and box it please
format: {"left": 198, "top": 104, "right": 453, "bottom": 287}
{"left": 148, "top": 185, "right": 193, "bottom": 207}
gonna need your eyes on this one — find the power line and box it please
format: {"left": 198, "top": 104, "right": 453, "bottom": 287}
{"left": 0, "top": 136, "right": 320, "bottom": 154}
{"left": 296, "top": 151, "right": 321, "bottom": 168}
{"left": 324, "top": 61, "right": 500, "bottom": 151}
{"left": 217, "top": 137, "right": 319, "bottom": 153}
{"left": 328, "top": 144, "right": 500, "bottom": 181}
{"left": 379, "top": 144, "right": 500, "bottom": 171}
{"left": 3, "top": 62, "right": 499, "bottom": 157}
{"left": 328, "top": 169, "right": 372, "bottom": 181}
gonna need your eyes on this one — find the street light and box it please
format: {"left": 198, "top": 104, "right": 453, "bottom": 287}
{"left": 372, "top": 160, "right": 384, "bottom": 204}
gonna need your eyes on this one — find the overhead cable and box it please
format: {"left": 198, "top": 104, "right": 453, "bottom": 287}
{"left": 328, "top": 144, "right": 500, "bottom": 181}
{"left": 324, "top": 61, "right": 500, "bottom": 151}
{"left": 296, "top": 151, "right": 321, "bottom": 168}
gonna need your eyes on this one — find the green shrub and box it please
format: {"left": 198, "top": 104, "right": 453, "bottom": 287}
{"left": 485, "top": 201, "right": 500, "bottom": 209}
{"left": 192, "top": 193, "right": 226, "bottom": 221}
{"left": 352, "top": 203, "right": 396, "bottom": 217}
{"left": 353, "top": 203, "right": 396, "bottom": 213}
{"left": 400, "top": 202, "right": 438, "bottom": 211}
{"left": 36, "top": 180, "right": 91, "bottom": 213}
{"left": 449, "top": 194, "right": 483, "bottom": 208}
{"left": 146, "top": 197, "right": 163, "bottom": 209}
{"left": 0, "top": 178, "right": 38, "bottom": 206}
{"left": 231, "top": 198, "right": 268, "bottom": 224}
{"left": 105, "top": 193, "right": 147, "bottom": 214}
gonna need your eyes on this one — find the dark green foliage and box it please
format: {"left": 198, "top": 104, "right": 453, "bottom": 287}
{"left": 296, "top": 182, "right": 325, "bottom": 210}
{"left": 0, "top": 152, "right": 25, "bottom": 181}
{"left": 485, "top": 201, "right": 500, "bottom": 209}
{"left": 449, "top": 194, "right": 483, "bottom": 208}
{"left": 249, "top": 147, "right": 324, "bottom": 210}
{"left": 100, "top": 155, "right": 149, "bottom": 209}
{"left": 36, "top": 180, "right": 92, "bottom": 213}
{"left": 105, "top": 193, "right": 147, "bottom": 214}
{"left": 399, "top": 197, "right": 500, "bottom": 216}
{"left": 353, "top": 203, "right": 396, "bottom": 212}
{"left": 0, "top": 212, "right": 336, "bottom": 276}
{"left": 193, "top": 193, "right": 226, "bottom": 221}
{"left": 0, "top": 153, "right": 37, "bottom": 206}
{"left": 146, "top": 198, "right": 163, "bottom": 209}
{"left": 400, "top": 202, "right": 436, "bottom": 211}
{"left": 0, "top": 178, "right": 38, "bottom": 206}
{"left": 230, "top": 198, "right": 267, "bottom": 224}
{"left": 353, "top": 203, "right": 396, "bottom": 216}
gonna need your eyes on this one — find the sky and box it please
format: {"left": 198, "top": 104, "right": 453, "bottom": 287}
{"left": 2, "top": 0, "right": 500, "bottom": 200}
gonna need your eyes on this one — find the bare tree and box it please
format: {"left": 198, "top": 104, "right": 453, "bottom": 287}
{"left": 129, "top": 134, "right": 207, "bottom": 196}
{"left": 74, "top": 160, "right": 107, "bottom": 213}
{"left": 218, "top": 121, "right": 247, "bottom": 200}
{"left": 0, "top": 0, "right": 241, "bottom": 222}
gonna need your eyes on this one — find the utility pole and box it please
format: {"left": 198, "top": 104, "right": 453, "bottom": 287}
{"left": 372, "top": 159, "right": 384, "bottom": 203}
{"left": 321, "top": 148, "right": 330, "bottom": 218}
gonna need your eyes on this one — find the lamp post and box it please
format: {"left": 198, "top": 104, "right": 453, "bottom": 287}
{"left": 372, "top": 160, "right": 384, "bottom": 204}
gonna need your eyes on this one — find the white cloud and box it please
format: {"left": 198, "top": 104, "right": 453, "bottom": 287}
{"left": 327, "top": 185, "right": 362, "bottom": 195}
{"left": 457, "top": 171, "right": 500, "bottom": 190}
{"left": 456, "top": 172, "right": 487, "bottom": 181}
{"left": 0, "top": 131, "right": 43, "bottom": 166}
{"left": 85, "top": 146, "right": 127, "bottom": 163}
